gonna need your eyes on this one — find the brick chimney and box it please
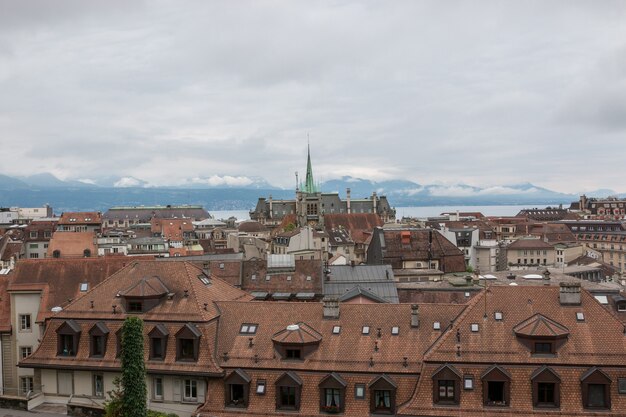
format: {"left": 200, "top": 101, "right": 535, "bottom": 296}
{"left": 323, "top": 297, "right": 340, "bottom": 319}
{"left": 559, "top": 282, "right": 581, "bottom": 306}
{"left": 411, "top": 304, "right": 419, "bottom": 328}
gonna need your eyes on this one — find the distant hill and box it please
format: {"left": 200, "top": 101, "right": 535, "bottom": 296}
{"left": 0, "top": 172, "right": 598, "bottom": 212}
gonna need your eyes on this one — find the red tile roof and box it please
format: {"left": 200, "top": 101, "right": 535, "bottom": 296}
{"left": 46, "top": 231, "right": 97, "bottom": 258}
{"left": 58, "top": 212, "right": 101, "bottom": 225}
{"left": 8, "top": 257, "right": 134, "bottom": 322}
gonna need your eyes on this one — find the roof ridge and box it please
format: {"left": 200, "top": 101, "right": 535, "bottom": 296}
{"left": 183, "top": 262, "right": 210, "bottom": 321}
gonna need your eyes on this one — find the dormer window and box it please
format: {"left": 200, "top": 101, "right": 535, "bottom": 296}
{"left": 149, "top": 324, "right": 169, "bottom": 361}
{"left": 120, "top": 276, "right": 170, "bottom": 314}
{"left": 514, "top": 314, "right": 569, "bottom": 356}
{"left": 176, "top": 323, "right": 201, "bottom": 362}
{"left": 57, "top": 320, "right": 81, "bottom": 357}
{"left": 128, "top": 300, "right": 143, "bottom": 312}
{"left": 89, "top": 322, "right": 109, "bottom": 358}
{"left": 272, "top": 323, "right": 322, "bottom": 361}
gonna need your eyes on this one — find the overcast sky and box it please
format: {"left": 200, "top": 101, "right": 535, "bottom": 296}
{"left": 1, "top": 1, "right": 625, "bottom": 192}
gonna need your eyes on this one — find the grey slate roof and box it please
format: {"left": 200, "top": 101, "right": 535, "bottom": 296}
{"left": 324, "top": 265, "right": 399, "bottom": 303}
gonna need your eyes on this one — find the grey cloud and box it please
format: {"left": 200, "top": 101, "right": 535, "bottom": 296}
{"left": 1, "top": 1, "right": 626, "bottom": 193}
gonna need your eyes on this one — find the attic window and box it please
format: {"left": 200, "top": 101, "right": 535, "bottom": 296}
{"left": 362, "top": 326, "right": 370, "bottom": 335}
{"left": 391, "top": 326, "right": 399, "bottom": 335}
{"left": 200, "top": 276, "right": 210, "bottom": 285}
{"left": 433, "top": 322, "right": 441, "bottom": 330}
{"left": 494, "top": 312, "right": 503, "bottom": 321}
{"left": 576, "top": 312, "right": 585, "bottom": 322}
{"left": 471, "top": 323, "right": 479, "bottom": 332}
{"left": 80, "top": 283, "right": 89, "bottom": 292}
{"left": 332, "top": 326, "right": 341, "bottom": 334}
{"left": 240, "top": 324, "right": 258, "bottom": 335}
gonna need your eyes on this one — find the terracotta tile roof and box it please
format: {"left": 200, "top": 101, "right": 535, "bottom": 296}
{"left": 323, "top": 213, "right": 383, "bottom": 244}
{"left": 52, "top": 261, "right": 252, "bottom": 322}
{"left": 271, "top": 323, "right": 323, "bottom": 344}
{"left": 151, "top": 218, "right": 194, "bottom": 240}
{"left": 58, "top": 212, "right": 102, "bottom": 225}
{"left": 400, "top": 285, "right": 626, "bottom": 416}
{"left": 23, "top": 221, "right": 57, "bottom": 242}
{"left": 1, "top": 239, "right": 23, "bottom": 262}
{"left": 241, "top": 259, "right": 323, "bottom": 294}
{"left": 423, "top": 285, "right": 626, "bottom": 366}
{"left": 513, "top": 313, "right": 570, "bottom": 337}
{"left": 20, "top": 261, "right": 252, "bottom": 375}
{"left": 46, "top": 231, "right": 97, "bottom": 258}
{"left": 215, "top": 301, "right": 465, "bottom": 374}
{"left": 8, "top": 257, "right": 134, "bottom": 322}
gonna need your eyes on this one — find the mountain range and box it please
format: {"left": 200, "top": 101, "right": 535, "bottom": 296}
{"left": 0, "top": 172, "right": 618, "bottom": 213}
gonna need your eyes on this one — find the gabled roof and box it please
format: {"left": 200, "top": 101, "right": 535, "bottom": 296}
{"left": 368, "top": 374, "right": 397, "bottom": 388}
{"left": 89, "top": 321, "right": 109, "bottom": 335}
{"left": 271, "top": 322, "right": 322, "bottom": 345}
{"left": 338, "top": 286, "right": 388, "bottom": 304}
{"left": 120, "top": 276, "right": 169, "bottom": 298}
{"left": 433, "top": 363, "right": 462, "bottom": 379}
{"left": 580, "top": 366, "right": 612, "bottom": 382}
{"left": 530, "top": 365, "right": 560, "bottom": 381}
{"left": 481, "top": 364, "right": 512, "bottom": 380}
{"left": 47, "top": 231, "right": 97, "bottom": 258}
{"left": 319, "top": 372, "right": 347, "bottom": 387}
{"left": 513, "top": 314, "right": 570, "bottom": 338}
{"left": 324, "top": 213, "right": 383, "bottom": 244}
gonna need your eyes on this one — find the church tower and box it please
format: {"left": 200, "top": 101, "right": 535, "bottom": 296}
{"left": 296, "top": 144, "right": 322, "bottom": 227}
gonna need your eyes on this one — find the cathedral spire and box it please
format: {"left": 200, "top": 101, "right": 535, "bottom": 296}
{"left": 303, "top": 143, "right": 318, "bottom": 194}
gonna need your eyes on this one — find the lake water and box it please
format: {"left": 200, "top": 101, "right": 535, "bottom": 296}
{"left": 211, "top": 204, "right": 563, "bottom": 221}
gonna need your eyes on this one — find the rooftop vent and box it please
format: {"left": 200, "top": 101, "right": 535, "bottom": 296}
{"left": 286, "top": 324, "right": 300, "bottom": 331}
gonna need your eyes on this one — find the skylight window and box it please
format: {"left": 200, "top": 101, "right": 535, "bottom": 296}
{"left": 256, "top": 380, "right": 266, "bottom": 395}
{"left": 219, "top": 263, "right": 224, "bottom": 269}
{"left": 362, "top": 326, "right": 370, "bottom": 335}
{"left": 391, "top": 326, "right": 399, "bottom": 335}
{"left": 594, "top": 295, "right": 609, "bottom": 305}
{"left": 287, "top": 275, "right": 292, "bottom": 281}
{"left": 494, "top": 312, "right": 503, "bottom": 321}
{"left": 576, "top": 312, "right": 585, "bottom": 321}
{"left": 199, "top": 276, "right": 210, "bottom": 285}
{"left": 80, "top": 283, "right": 89, "bottom": 292}
{"left": 251, "top": 274, "right": 256, "bottom": 280}
{"left": 240, "top": 323, "right": 258, "bottom": 334}
{"left": 332, "top": 326, "right": 341, "bottom": 334}
{"left": 470, "top": 323, "right": 479, "bottom": 332}
{"left": 265, "top": 275, "right": 270, "bottom": 281}
{"left": 464, "top": 292, "right": 470, "bottom": 297}
{"left": 306, "top": 275, "right": 312, "bottom": 281}
{"left": 433, "top": 322, "right": 441, "bottom": 330}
